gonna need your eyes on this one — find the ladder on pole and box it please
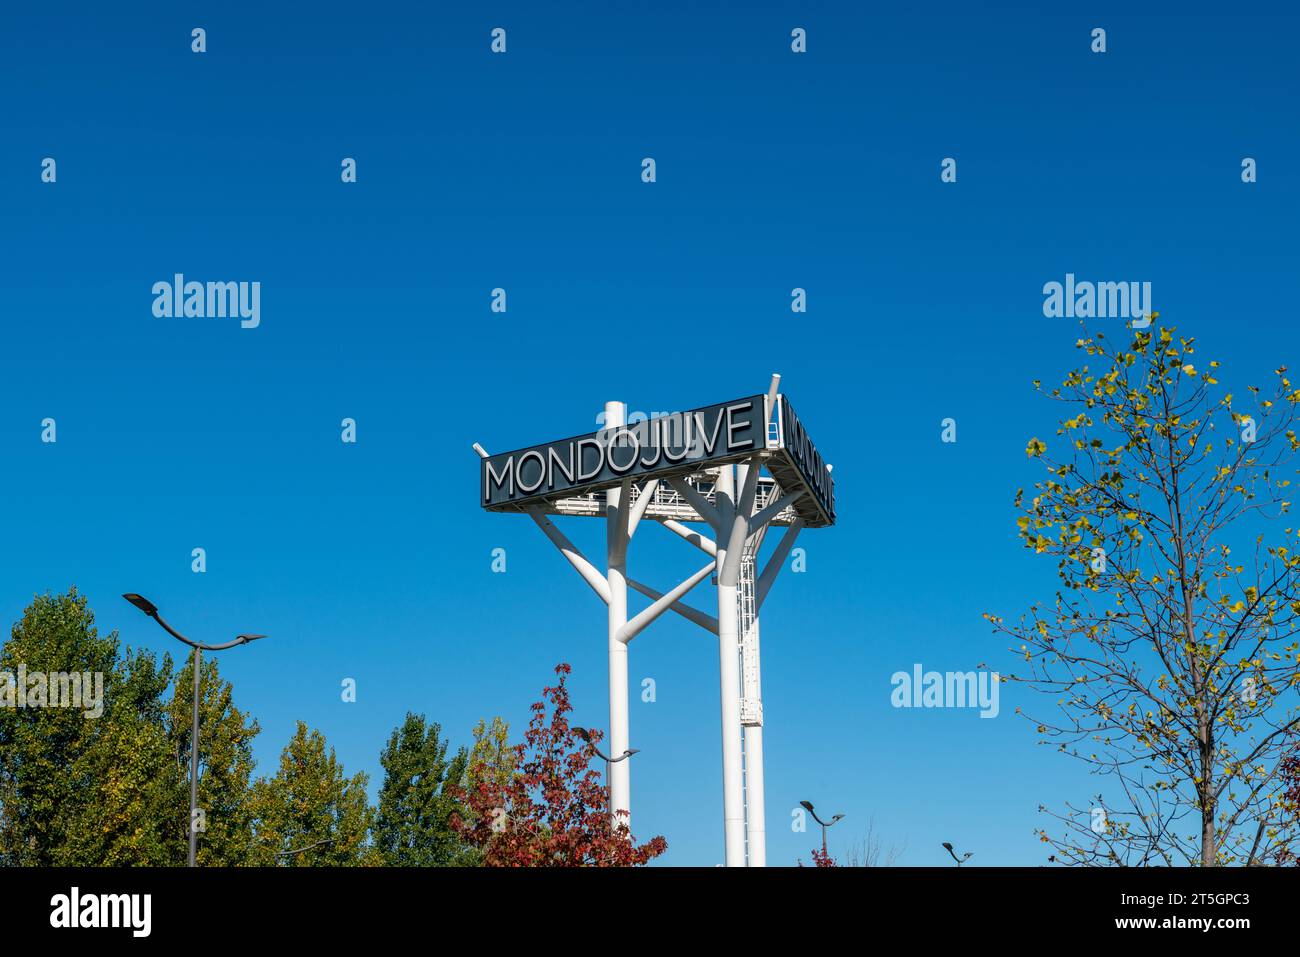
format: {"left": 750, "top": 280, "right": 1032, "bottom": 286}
{"left": 738, "top": 535, "right": 762, "bottom": 863}
{"left": 738, "top": 545, "right": 762, "bottom": 728}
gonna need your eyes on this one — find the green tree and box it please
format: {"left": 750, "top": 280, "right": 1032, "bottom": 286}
{"left": 467, "top": 715, "right": 514, "bottom": 793}
{"left": 248, "top": 721, "right": 373, "bottom": 865}
{"left": 456, "top": 715, "right": 515, "bottom": 845}
{"left": 165, "top": 655, "right": 260, "bottom": 865}
{"left": 0, "top": 589, "right": 182, "bottom": 865}
{"left": 989, "top": 325, "right": 1300, "bottom": 865}
{"left": 62, "top": 645, "right": 181, "bottom": 866}
{"left": 374, "top": 713, "right": 471, "bottom": 866}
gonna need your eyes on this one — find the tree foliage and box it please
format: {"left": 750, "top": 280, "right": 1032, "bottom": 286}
{"left": 467, "top": 715, "right": 514, "bottom": 793}
{"left": 247, "top": 721, "right": 374, "bottom": 866}
{"left": 803, "top": 847, "right": 837, "bottom": 867}
{"left": 166, "top": 654, "right": 260, "bottom": 865}
{"left": 989, "top": 325, "right": 1300, "bottom": 865}
{"left": 374, "top": 713, "right": 472, "bottom": 866}
{"left": 1, "top": 594, "right": 669, "bottom": 868}
{"left": 453, "top": 663, "right": 667, "bottom": 866}
{"left": 0, "top": 589, "right": 182, "bottom": 865}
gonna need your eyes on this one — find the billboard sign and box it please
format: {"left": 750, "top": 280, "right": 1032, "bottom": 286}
{"left": 481, "top": 392, "right": 835, "bottom": 527}
{"left": 769, "top": 396, "right": 835, "bottom": 526}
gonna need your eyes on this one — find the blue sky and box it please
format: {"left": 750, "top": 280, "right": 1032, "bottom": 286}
{"left": 2, "top": 1, "right": 1298, "bottom": 865}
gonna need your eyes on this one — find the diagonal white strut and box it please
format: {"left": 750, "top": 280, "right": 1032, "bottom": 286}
{"left": 618, "top": 560, "right": 717, "bottom": 643}
{"left": 627, "top": 578, "right": 719, "bottom": 633}
{"left": 527, "top": 510, "right": 612, "bottom": 604}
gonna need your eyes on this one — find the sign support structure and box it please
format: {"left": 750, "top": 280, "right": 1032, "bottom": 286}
{"left": 476, "top": 377, "right": 833, "bottom": 865}
{"left": 479, "top": 400, "right": 718, "bottom": 832}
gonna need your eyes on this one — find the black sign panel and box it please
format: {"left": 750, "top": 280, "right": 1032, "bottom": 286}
{"left": 482, "top": 395, "right": 767, "bottom": 509}
{"left": 775, "top": 396, "right": 835, "bottom": 525}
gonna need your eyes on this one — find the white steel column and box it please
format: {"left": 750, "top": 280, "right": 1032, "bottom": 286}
{"left": 741, "top": 622, "right": 766, "bottom": 866}
{"left": 715, "top": 463, "right": 746, "bottom": 866}
{"left": 740, "top": 377, "right": 781, "bottom": 867}
{"left": 604, "top": 401, "right": 632, "bottom": 831}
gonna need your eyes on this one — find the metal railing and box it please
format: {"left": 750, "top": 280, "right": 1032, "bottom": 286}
{"left": 550, "top": 470, "right": 800, "bottom": 526}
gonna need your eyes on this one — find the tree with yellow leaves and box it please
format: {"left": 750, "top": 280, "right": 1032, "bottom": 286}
{"left": 988, "top": 323, "right": 1300, "bottom": 866}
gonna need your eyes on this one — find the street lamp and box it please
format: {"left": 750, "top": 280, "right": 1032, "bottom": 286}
{"left": 942, "top": 842, "right": 973, "bottom": 867}
{"left": 122, "top": 593, "right": 265, "bottom": 867}
{"left": 572, "top": 726, "right": 638, "bottom": 825}
{"left": 799, "top": 800, "right": 845, "bottom": 855}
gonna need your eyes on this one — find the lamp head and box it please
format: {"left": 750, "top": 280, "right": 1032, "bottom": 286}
{"left": 237, "top": 634, "right": 267, "bottom": 644}
{"left": 122, "top": 593, "right": 158, "bottom": 616}
{"left": 800, "top": 800, "right": 815, "bottom": 813}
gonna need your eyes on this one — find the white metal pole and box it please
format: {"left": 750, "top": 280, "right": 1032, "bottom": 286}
{"left": 742, "top": 381, "right": 782, "bottom": 868}
{"left": 714, "top": 463, "right": 746, "bottom": 866}
{"left": 742, "top": 634, "right": 767, "bottom": 867}
{"left": 604, "top": 401, "right": 632, "bottom": 831}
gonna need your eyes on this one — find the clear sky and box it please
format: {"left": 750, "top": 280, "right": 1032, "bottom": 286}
{"left": 2, "top": 1, "right": 1297, "bottom": 865}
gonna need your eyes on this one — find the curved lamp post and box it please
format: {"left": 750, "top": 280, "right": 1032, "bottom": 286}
{"left": 122, "top": 593, "right": 265, "bottom": 866}
{"left": 573, "top": 726, "right": 638, "bottom": 826}
{"left": 942, "top": 841, "right": 973, "bottom": 867}
{"left": 799, "top": 800, "right": 845, "bottom": 855}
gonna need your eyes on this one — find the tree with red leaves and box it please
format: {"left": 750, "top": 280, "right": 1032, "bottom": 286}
{"left": 799, "top": 848, "right": 837, "bottom": 867}
{"left": 1273, "top": 756, "right": 1300, "bottom": 865}
{"left": 453, "top": 663, "right": 667, "bottom": 866}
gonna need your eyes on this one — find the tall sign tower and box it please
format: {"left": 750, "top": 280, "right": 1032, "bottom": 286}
{"left": 475, "top": 375, "right": 835, "bottom": 865}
